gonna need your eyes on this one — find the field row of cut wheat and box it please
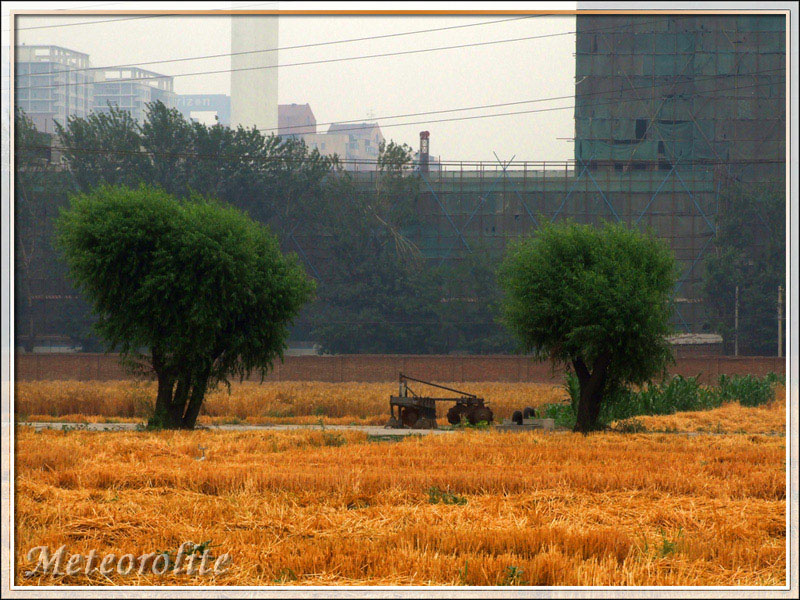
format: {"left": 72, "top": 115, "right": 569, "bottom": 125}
{"left": 15, "top": 380, "right": 567, "bottom": 425}
{"left": 15, "top": 426, "right": 785, "bottom": 586}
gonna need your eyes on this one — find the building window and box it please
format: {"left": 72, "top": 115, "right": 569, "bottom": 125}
{"left": 635, "top": 119, "right": 647, "bottom": 140}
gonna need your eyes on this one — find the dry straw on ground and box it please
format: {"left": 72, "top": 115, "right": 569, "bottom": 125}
{"left": 16, "top": 417, "right": 785, "bottom": 587}
{"left": 15, "top": 380, "right": 567, "bottom": 425}
{"left": 615, "top": 399, "right": 786, "bottom": 434}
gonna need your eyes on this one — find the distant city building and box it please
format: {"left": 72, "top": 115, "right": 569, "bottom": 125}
{"left": 278, "top": 103, "right": 316, "bottom": 138}
{"left": 302, "top": 122, "right": 384, "bottom": 170}
{"left": 231, "top": 16, "right": 278, "bottom": 131}
{"left": 14, "top": 45, "right": 93, "bottom": 133}
{"left": 175, "top": 94, "right": 231, "bottom": 126}
{"left": 93, "top": 67, "right": 175, "bottom": 123}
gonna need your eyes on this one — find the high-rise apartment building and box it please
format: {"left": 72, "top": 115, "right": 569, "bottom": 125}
{"left": 93, "top": 67, "right": 176, "bottom": 123}
{"left": 14, "top": 45, "right": 93, "bottom": 133}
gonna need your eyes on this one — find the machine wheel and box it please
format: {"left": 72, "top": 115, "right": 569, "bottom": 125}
{"left": 466, "top": 406, "right": 493, "bottom": 425}
{"left": 416, "top": 417, "right": 437, "bottom": 430}
{"left": 523, "top": 406, "right": 536, "bottom": 420}
{"left": 512, "top": 410, "right": 523, "bottom": 425}
{"left": 400, "top": 407, "right": 420, "bottom": 428}
{"left": 447, "top": 404, "right": 466, "bottom": 425}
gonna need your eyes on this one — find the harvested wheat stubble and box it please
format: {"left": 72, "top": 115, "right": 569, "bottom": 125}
{"left": 15, "top": 380, "right": 566, "bottom": 425}
{"left": 15, "top": 425, "right": 785, "bottom": 586}
{"left": 616, "top": 398, "right": 786, "bottom": 434}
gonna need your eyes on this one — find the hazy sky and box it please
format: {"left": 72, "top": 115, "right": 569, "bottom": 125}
{"left": 11, "top": 3, "right": 577, "bottom": 162}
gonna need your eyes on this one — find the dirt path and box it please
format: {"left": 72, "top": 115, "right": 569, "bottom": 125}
{"left": 16, "top": 421, "right": 455, "bottom": 436}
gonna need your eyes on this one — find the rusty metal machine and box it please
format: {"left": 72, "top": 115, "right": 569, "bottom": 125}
{"left": 386, "top": 373, "right": 494, "bottom": 429}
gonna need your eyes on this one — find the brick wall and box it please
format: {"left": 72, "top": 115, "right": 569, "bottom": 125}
{"left": 14, "top": 353, "right": 785, "bottom": 384}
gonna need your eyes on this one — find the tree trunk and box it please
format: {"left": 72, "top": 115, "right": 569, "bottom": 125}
{"left": 150, "top": 373, "right": 180, "bottom": 429}
{"left": 148, "top": 349, "right": 214, "bottom": 430}
{"left": 181, "top": 369, "right": 211, "bottom": 430}
{"left": 572, "top": 353, "right": 611, "bottom": 434}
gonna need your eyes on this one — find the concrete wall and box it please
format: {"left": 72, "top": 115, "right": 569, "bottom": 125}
{"left": 15, "top": 354, "right": 785, "bottom": 385}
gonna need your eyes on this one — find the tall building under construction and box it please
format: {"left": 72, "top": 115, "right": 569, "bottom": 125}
{"left": 393, "top": 14, "right": 786, "bottom": 334}
{"left": 574, "top": 14, "right": 785, "bottom": 180}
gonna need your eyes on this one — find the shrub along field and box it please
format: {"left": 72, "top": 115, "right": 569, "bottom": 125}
{"left": 15, "top": 426, "right": 785, "bottom": 586}
{"left": 540, "top": 373, "right": 784, "bottom": 430}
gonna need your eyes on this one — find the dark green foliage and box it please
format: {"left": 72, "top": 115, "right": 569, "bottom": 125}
{"left": 435, "top": 246, "right": 515, "bottom": 354}
{"left": 541, "top": 371, "right": 782, "bottom": 429}
{"left": 499, "top": 220, "right": 678, "bottom": 432}
{"left": 426, "top": 486, "right": 467, "bottom": 505}
{"left": 716, "top": 372, "right": 782, "bottom": 407}
{"left": 56, "top": 184, "right": 315, "bottom": 429}
{"left": 34, "top": 103, "right": 521, "bottom": 355}
{"left": 307, "top": 142, "right": 444, "bottom": 354}
{"left": 703, "top": 183, "right": 785, "bottom": 355}
{"left": 15, "top": 109, "right": 91, "bottom": 350}
{"left": 55, "top": 105, "right": 151, "bottom": 191}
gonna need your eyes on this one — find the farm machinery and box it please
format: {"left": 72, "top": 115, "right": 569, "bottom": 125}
{"left": 385, "top": 373, "right": 494, "bottom": 429}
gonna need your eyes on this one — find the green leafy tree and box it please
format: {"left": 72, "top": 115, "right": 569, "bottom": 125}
{"left": 703, "top": 183, "right": 785, "bottom": 355}
{"left": 139, "top": 101, "right": 194, "bottom": 196}
{"left": 56, "top": 104, "right": 149, "bottom": 191}
{"left": 499, "top": 221, "right": 677, "bottom": 433}
{"left": 56, "top": 184, "right": 315, "bottom": 429}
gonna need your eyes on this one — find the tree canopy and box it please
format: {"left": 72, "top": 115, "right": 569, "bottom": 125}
{"left": 56, "top": 184, "right": 315, "bottom": 429}
{"left": 499, "top": 221, "right": 677, "bottom": 432}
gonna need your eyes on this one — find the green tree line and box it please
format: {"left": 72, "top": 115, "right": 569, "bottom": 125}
{"left": 14, "top": 103, "right": 513, "bottom": 354}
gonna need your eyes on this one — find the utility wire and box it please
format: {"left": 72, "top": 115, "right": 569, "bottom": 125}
{"left": 9, "top": 2, "right": 275, "bottom": 31}
{"left": 257, "top": 67, "right": 785, "bottom": 135}
{"left": 15, "top": 66, "right": 784, "bottom": 139}
{"left": 16, "top": 77, "right": 785, "bottom": 167}
{"left": 17, "top": 77, "right": 784, "bottom": 163}
{"left": 13, "top": 33, "right": 589, "bottom": 90}
{"left": 14, "top": 15, "right": 158, "bottom": 31}
{"left": 13, "top": 16, "right": 698, "bottom": 91}
{"left": 14, "top": 15, "right": 537, "bottom": 74}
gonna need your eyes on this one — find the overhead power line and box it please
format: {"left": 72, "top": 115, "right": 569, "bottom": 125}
{"left": 14, "top": 15, "right": 537, "bottom": 74}
{"left": 13, "top": 32, "right": 583, "bottom": 91}
{"left": 14, "top": 16, "right": 696, "bottom": 92}
{"left": 14, "top": 15, "right": 158, "bottom": 31}
{"left": 259, "top": 67, "right": 785, "bottom": 135}
{"left": 10, "top": 2, "right": 275, "bottom": 31}
{"left": 16, "top": 78, "right": 784, "bottom": 164}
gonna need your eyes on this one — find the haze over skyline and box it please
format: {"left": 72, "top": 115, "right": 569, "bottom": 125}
{"left": 11, "top": 4, "right": 577, "bottom": 163}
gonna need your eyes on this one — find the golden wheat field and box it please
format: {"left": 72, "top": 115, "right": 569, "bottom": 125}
{"left": 15, "top": 425, "right": 785, "bottom": 587}
{"left": 15, "top": 380, "right": 567, "bottom": 425}
{"left": 615, "top": 400, "right": 787, "bottom": 434}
